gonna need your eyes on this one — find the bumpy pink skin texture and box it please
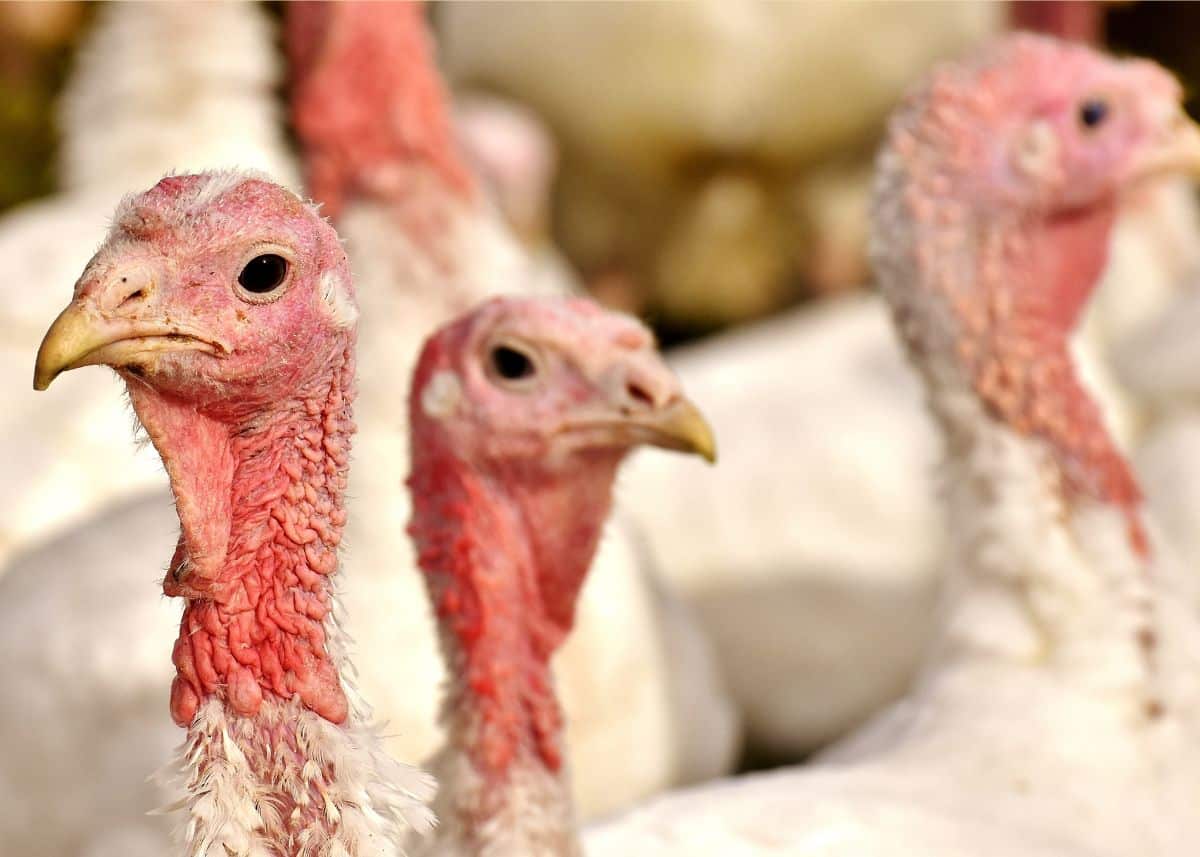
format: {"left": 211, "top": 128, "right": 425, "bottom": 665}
{"left": 406, "top": 297, "right": 672, "bottom": 781}
{"left": 876, "top": 35, "right": 1188, "bottom": 556}
{"left": 74, "top": 174, "right": 357, "bottom": 727}
{"left": 287, "top": 0, "right": 474, "bottom": 219}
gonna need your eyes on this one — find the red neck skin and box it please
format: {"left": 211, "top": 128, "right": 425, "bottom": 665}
{"left": 287, "top": 1, "right": 475, "bottom": 220}
{"left": 938, "top": 198, "right": 1149, "bottom": 555}
{"left": 1009, "top": 1, "right": 1103, "bottom": 45}
{"left": 126, "top": 346, "right": 356, "bottom": 729}
{"left": 407, "top": 425, "right": 621, "bottom": 790}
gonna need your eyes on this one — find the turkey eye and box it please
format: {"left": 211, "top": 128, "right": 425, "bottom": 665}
{"left": 1079, "top": 98, "right": 1109, "bottom": 130}
{"left": 490, "top": 345, "right": 536, "bottom": 382}
{"left": 238, "top": 254, "right": 289, "bottom": 295}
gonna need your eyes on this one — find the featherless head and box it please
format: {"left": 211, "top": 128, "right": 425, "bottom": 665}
{"left": 410, "top": 295, "right": 716, "bottom": 473}
{"left": 34, "top": 170, "right": 357, "bottom": 412}
{"left": 287, "top": 0, "right": 473, "bottom": 218}
{"left": 881, "top": 35, "right": 1194, "bottom": 217}
{"left": 872, "top": 35, "right": 1200, "bottom": 526}
{"left": 873, "top": 34, "right": 1200, "bottom": 351}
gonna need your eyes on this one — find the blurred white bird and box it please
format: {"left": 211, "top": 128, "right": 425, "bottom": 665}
{"left": 589, "top": 35, "right": 1200, "bottom": 855}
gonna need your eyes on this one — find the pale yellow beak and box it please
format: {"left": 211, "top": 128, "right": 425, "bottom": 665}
{"left": 565, "top": 395, "right": 717, "bottom": 464}
{"left": 33, "top": 300, "right": 222, "bottom": 391}
{"left": 1130, "top": 106, "right": 1200, "bottom": 182}
{"left": 632, "top": 396, "right": 717, "bottom": 463}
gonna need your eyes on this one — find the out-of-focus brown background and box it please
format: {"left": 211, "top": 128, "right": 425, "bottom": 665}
{"left": 1, "top": 1, "right": 1193, "bottom": 344}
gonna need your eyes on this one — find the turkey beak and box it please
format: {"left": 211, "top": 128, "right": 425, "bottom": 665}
{"left": 566, "top": 394, "right": 717, "bottom": 463}
{"left": 628, "top": 396, "right": 717, "bottom": 463}
{"left": 33, "top": 272, "right": 225, "bottom": 391}
{"left": 34, "top": 301, "right": 124, "bottom": 391}
{"left": 571, "top": 353, "right": 717, "bottom": 463}
{"left": 1129, "top": 105, "right": 1200, "bottom": 182}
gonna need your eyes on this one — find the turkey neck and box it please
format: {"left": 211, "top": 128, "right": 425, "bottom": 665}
{"left": 288, "top": 0, "right": 474, "bottom": 221}
{"left": 880, "top": 188, "right": 1166, "bottom": 699}
{"left": 126, "top": 345, "right": 378, "bottom": 852}
{"left": 408, "top": 438, "right": 622, "bottom": 856}
{"left": 290, "top": 0, "right": 506, "bottom": 415}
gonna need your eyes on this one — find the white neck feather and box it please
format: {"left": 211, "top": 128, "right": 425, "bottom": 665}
{"left": 922, "top": 383, "right": 1162, "bottom": 704}
{"left": 340, "top": 179, "right": 533, "bottom": 414}
{"left": 60, "top": 1, "right": 298, "bottom": 192}
{"left": 415, "top": 739, "right": 579, "bottom": 857}
{"left": 159, "top": 589, "right": 434, "bottom": 857}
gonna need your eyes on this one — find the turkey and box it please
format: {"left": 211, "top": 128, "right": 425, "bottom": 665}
{"left": 608, "top": 15, "right": 1198, "bottom": 755}
{"left": 0, "top": 4, "right": 737, "bottom": 855}
{"left": 585, "top": 35, "right": 1200, "bottom": 856}
{"left": 33, "top": 170, "right": 434, "bottom": 857}
{"left": 0, "top": 0, "right": 297, "bottom": 570}
{"left": 405, "top": 295, "right": 714, "bottom": 857}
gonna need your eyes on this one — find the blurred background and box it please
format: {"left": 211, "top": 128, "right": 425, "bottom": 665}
{"left": 2, "top": 1, "right": 1195, "bottom": 343}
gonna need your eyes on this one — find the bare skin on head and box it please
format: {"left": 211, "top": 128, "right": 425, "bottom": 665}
{"left": 874, "top": 34, "right": 1200, "bottom": 555}
{"left": 34, "top": 171, "right": 431, "bottom": 856}
{"left": 406, "top": 296, "right": 714, "bottom": 857}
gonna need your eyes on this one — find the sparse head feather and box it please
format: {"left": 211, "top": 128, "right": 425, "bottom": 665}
{"left": 287, "top": 0, "right": 473, "bottom": 219}
{"left": 68, "top": 170, "right": 356, "bottom": 414}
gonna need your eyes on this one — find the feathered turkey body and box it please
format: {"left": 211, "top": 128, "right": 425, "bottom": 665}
{"left": 585, "top": 36, "right": 1200, "bottom": 856}
{"left": 614, "top": 84, "right": 1200, "bottom": 767}
{"left": 615, "top": 178, "right": 1189, "bottom": 755}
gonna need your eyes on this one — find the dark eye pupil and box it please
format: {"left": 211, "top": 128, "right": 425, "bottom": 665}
{"left": 491, "top": 345, "right": 535, "bottom": 380}
{"left": 1080, "top": 98, "right": 1109, "bottom": 129}
{"left": 238, "top": 254, "right": 289, "bottom": 293}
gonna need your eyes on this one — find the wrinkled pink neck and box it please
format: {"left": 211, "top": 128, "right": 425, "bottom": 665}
{"left": 955, "top": 202, "right": 1147, "bottom": 553}
{"left": 128, "top": 348, "right": 356, "bottom": 728}
{"left": 407, "top": 430, "right": 619, "bottom": 784}
{"left": 288, "top": 1, "right": 474, "bottom": 219}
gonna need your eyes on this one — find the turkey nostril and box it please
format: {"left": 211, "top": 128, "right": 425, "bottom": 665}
{"left": 626, "top": 382, "right": 655, "bottom": 409}
{"left": 118, "top": 289, "right": 146, "bottom": 310}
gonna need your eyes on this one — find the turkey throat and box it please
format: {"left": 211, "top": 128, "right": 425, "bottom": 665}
{"left": 408, "top": 433, "right": 624, "bottom": 857}
{"left": 128, "top": 347, "right": 427, "bottom": 855}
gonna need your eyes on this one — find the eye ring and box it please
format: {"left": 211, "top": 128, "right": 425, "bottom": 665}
{"left": 1078, "top": 97, "right": 1110, "bottom": 131}
{"left": 235, "top": 247, "right": 294, "bottom": 303}
{"left": 486, "top": 340, "right": 540, "bottom": 388}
